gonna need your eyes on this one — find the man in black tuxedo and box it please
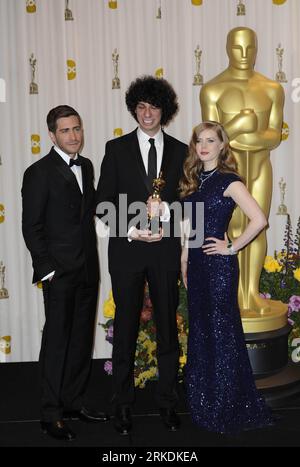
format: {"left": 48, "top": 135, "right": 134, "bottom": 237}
{"left": 96, "top": 76, "right": 187, "bottom": 435}
{"left": 22, "top": 105, "right": 109, "bottom": 441}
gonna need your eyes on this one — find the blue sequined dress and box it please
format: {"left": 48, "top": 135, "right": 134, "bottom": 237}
{"left": 185, "top": 170, "right": 273, "bottom": 434}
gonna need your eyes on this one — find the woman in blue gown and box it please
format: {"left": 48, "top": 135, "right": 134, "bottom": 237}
{"left": 180, "top": 121, "right": 273, "bottom": 434}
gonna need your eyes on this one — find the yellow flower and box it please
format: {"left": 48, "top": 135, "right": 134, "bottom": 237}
{"left": 103, "top": 290, "right": 116, "bottom": 319}
{"left": 264, "top": 256, "right": 282, "bottom": 273}
{"left": 276, "top": 251, "right": 286, "bottom": 260}
{"left": 134, "top": 367, "right": 157, "bottom": 388}
{"left": 276, "top": 251, "right": 294, "bottom": 263}
{"left": 179, "top": 355, "right": 187, "bottom": 366}
{"left": 144, "top": 339, "right": 156, "bottom": 352}
{"left": 294, "top": 268, "right": 300, "bottom": 282}
{"left": 138, "top": 330, "right": 148, "bottom": 342}
{"left": 135, "top": 377, "right": 145, "bottom": 388}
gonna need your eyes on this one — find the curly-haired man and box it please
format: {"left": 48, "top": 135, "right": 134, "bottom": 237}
{"left": 96, "top": 76, "right": 187, "bottom": 435}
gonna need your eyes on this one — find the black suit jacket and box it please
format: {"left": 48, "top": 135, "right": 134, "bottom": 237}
{"left": 96, "top": 129, "right": 187, "bottom": 272}
{"left": 22, "top": 148, "right": 99, "bottom": 284}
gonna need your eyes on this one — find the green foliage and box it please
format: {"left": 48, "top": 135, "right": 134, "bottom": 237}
{"left": 259, "top": 215, "right": 300, "bottom": 357}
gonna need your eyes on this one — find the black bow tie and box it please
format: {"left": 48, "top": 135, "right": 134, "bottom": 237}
{"left": 69, "top": 158, "right": 82, "bottom": 167}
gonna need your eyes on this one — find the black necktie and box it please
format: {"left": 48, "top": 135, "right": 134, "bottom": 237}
{"left": 147, "top": 138, "right": 157, "bottom": 187}
{"left": 69, "top": 158, "right": 82, "bottom": 167}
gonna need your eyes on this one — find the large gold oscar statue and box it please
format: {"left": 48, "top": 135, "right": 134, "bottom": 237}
{"left": 200, "top": 27, "right": 287, "bottom": 333}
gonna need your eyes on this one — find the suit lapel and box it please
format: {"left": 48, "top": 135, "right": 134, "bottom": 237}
{"left": 129, "top": 130, "right": 175, "bottom": 195}
{"left": 51, "top": 148, "right": 82, "bottom": 197}
{"left": 129, "top": 130, "right": 151, "bottom": 194}
{"left": 79, "top": 156, "right": 88, "bottom": 220}
{"left": 160, "top": 132, "right": 173, "bottom": 182}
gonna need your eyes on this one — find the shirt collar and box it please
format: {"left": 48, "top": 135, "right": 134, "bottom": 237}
{"left": 53, "top": 145, "right": 78, "bottom": 165}
{"left": 137, "top": 127, "right": 163, "bottom": 147}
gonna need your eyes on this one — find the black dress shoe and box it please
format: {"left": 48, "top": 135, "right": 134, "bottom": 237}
{"left": 64, "top": 407, "right": 110, "bottom": 423}
{"left": 114, "top": 406, "right": 132, "bottom": 435}
{"left": 40, "top": 420, "right": 76, "bottom": 441}
{"left": 159, "top": 408, "right": 180, "bottom": 432}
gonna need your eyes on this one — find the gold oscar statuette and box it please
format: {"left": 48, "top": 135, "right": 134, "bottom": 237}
{"left": 156, "top": 0, "right": 162, "bottom": 19}
{"left": 26, "top": 0, "right": 36, "bottom": 14}
{"left": 193, "top": 45, "right": 203, "bottom": 86}
{"left": 29, "top": 53, "right": 38, "bottom": 95}
{"left": 65, "top": 0, "right": 74, "bottom": 21}
{"left": 275, "top": 43, "right": 287, "bottom": 83}
{"left": 237, "top": 0, "right": 246, "bottom": 16}
{"left": 0, "top": 261, "right": 9, "bottom": 299}
{"left": 108, "top": 1, "right": 118, "bottom": 8}
{"left": 200, "top": 27, "right": 286, "bottom": 333}
{"left": 277, "top": 178, "right": 288, "bottom": 215}
{"left": 148, "top": 172, "right": 166, "bottom": 235}
{"left": 112, "top": 49, "right": 120, "bottom": 89}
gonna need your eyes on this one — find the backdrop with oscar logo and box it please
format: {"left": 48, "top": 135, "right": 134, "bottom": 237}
{"left": 0, "top": 0, "right": 299, "bottom": 362}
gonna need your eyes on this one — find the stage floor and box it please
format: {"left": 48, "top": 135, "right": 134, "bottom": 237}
{"left": 0, "top": 360, "right": 300, "bottom": 449}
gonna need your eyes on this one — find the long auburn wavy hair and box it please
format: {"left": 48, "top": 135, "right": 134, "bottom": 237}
{"left": 179, "top": 121, "right": 239, "bottom": 198}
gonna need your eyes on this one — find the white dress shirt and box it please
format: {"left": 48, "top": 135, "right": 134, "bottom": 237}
{"left": 54, "top": 145, "right": 83, "bottom": 193}
{"left": 137, "top": 127, "right": 164, "bottom": 177}
{"left": 128, "top": 127, "right": 170, "bottom": 241}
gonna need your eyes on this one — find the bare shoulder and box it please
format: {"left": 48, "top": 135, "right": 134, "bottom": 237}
{"left": 223, "top": 180, "right": 245, "bottom": 197}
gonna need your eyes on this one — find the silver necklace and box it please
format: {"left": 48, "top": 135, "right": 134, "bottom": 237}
{"left": 198, "top": 168, "right": 218, "bottom": 190}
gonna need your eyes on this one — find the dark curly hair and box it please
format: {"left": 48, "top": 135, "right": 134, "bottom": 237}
{"left": 125, "top": 75, "right": 179, "bottom": 126}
